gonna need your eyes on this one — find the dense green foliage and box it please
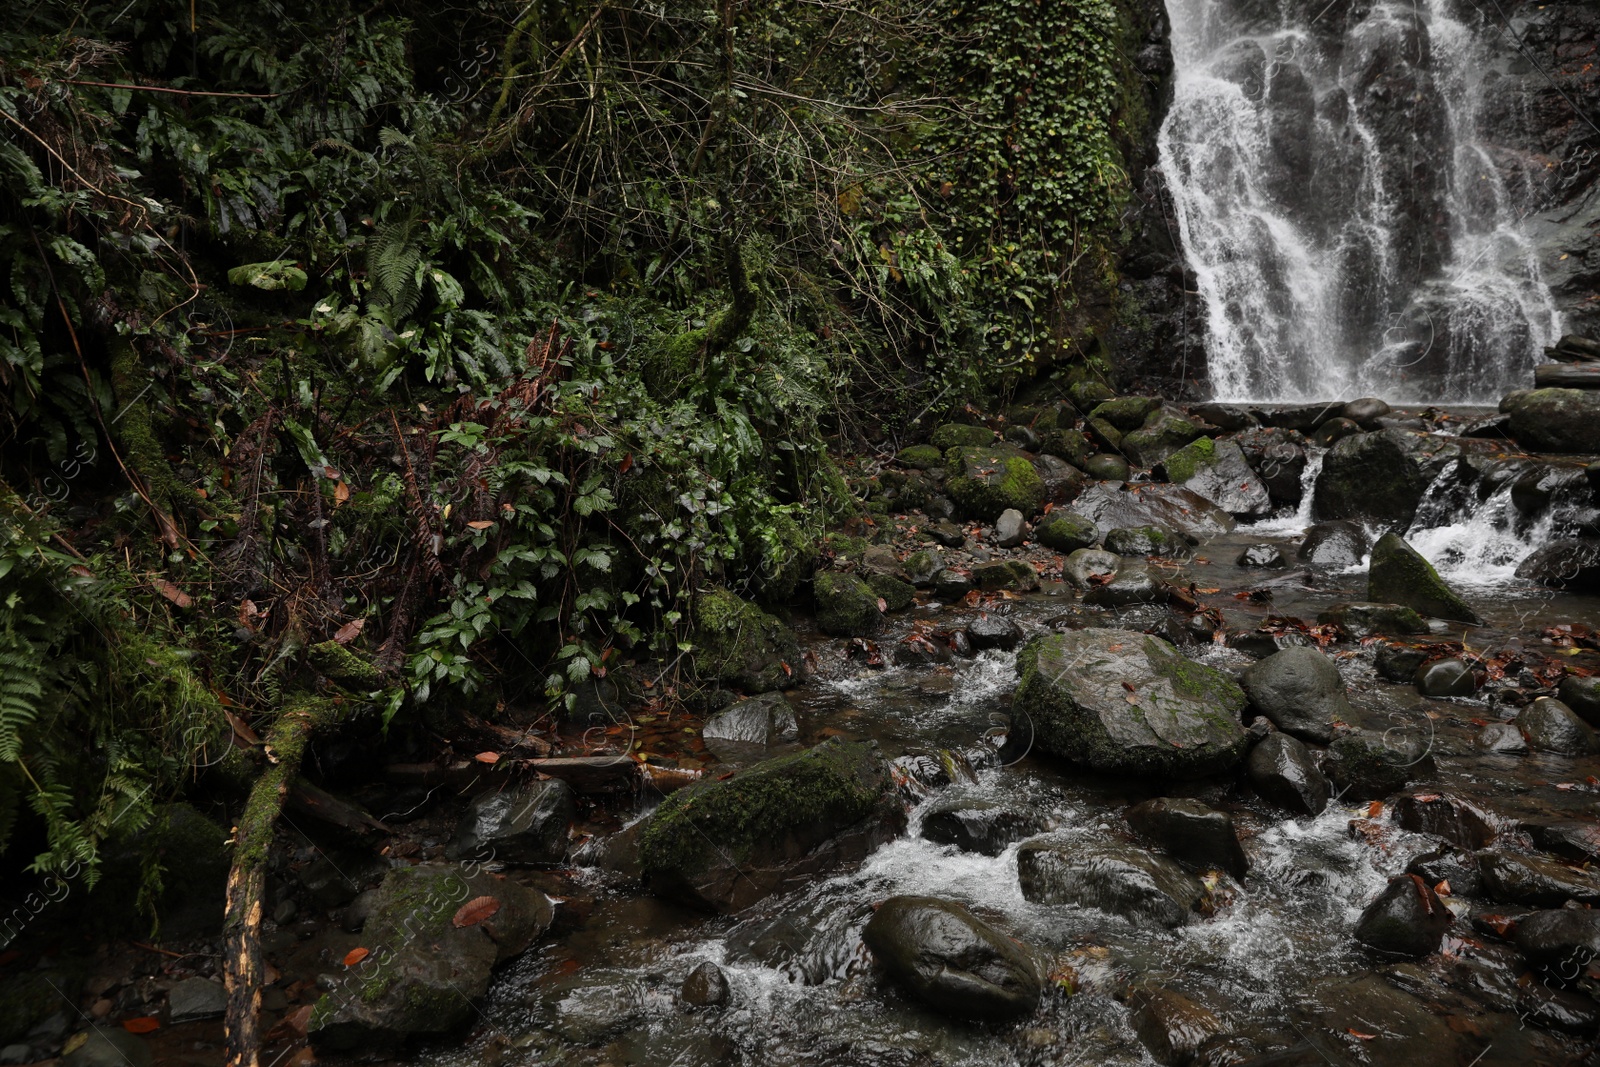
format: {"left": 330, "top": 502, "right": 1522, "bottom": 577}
{"left": 0, "top": 0, "right": 1146, "bottom": 881}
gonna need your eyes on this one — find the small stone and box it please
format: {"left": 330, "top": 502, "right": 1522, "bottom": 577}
{"left": 933, "top": 568, "right": 974, "bottom": 600}
{"left": 681, "top": 961, "right": 730, "bottom": 1007}
{"left": 1389, "top": 793, "right": 1495, "bottom": 850}
{"left": 1354, "top": 875, "right": 1450, "bottom": 957}
{"left": 1477, "top": 723, "right": 1527, "bottom": 753}
{"left": 1406, "top": 846, "right": 1481, "bottom": 897}
{"left": 0, "top": 1046, "right": 30, "bottom": 1065}
{"left": 1236, "top": 544, "right": 1285, "bottom": 567}
{"left": 995, "top": 508, "right": 1026, "bottom": 548}
{"left": 966, "top": 614, "right": 1024, "bottom": 652}
{"left": 703, "top": 691, "right": 800, "bottom": 753}
{"left": 928, "top": 521, "right": 966, "bottom": 548}
{"left": 168, "top": 977, "right": 228, "bottom": 1025}
{"left": 1018, "top": 839, "right": 1206, "bottom": 928}
{"left": 1514, "top": 908, "right": 1600, "bottom": 970}
{"left": 1035, "top": 510, "right": 1099, "bottom": 552}
{"left": 1414, "top": 658, "right": 1476, "bottom": 698}
{"left": 272, "top": 898, "right": 298, "bottom": 925}
{"left": 448, "top": 779, "right": 577, "bottom": 865}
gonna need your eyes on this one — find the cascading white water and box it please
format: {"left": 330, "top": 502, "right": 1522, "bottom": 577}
{"left": 1158, "top": 0, "right": 1563, "bottom": 403}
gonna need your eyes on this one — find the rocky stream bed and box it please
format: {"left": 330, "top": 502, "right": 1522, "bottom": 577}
{"left": 16, "top": 387, "right": 1600, "bottom": 1067}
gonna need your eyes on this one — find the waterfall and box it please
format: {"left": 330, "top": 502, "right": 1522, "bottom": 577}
{"left": 1158, "top": 0, "right": 1563, "bottom": 404}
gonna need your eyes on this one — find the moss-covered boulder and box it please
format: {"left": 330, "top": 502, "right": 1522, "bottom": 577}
{"left": 1088, "top": 396, "right": 1161, "bottom": 431}
{"left": 1036, "top": 511, "right": 1099, "bottom": 553}
{"left": 1015, "top": 630, "right": 1250, "bottom": 777}
{"left": 1122, "top": 408, "right": 1207, "bottom": 468}
{"left": 1367, "top": 533, "right": 1482, "bottom": 624}
{"left": 1086, "top": 416, "right": 1124, "bottom": 452}
{"left": 970, "top": 559, "right": 1040, "bottom": 592}
{"left": 692, "top": 588, "right": 802, "bottom": 692}
{"left": 1068, "top": 378, "right": 1116, "bottom": 411}
{"left": 308, "top": 865, "right": 553, "bottom": 1049}
{"left": 1312, "top": 429, "right": 1460, "bottom": 528}
{"left": 1500, "top": 388, "right": 1600, "bottom": 453}
{"left": 896, "top": 444, "right": 944, "bottom": 470}
{"left": 867, "top": 573, "right": 916, "bottom": 612}
{"left": 930, "top": 423, "right": 995, "bottom": 450}
{"left": 1040, "top": 425, "right": 1091, "bottom": 468}
{"left": 752, "top": 512, "right": 819, "bottom": 605}
{"left": 638, "top": 738, "right": 904, "bottom": 912}
{"left": 815, "top": 571, "right": 884, "bottom": 635}
{"left": 1317, "top": 602, "right": 1429, "bottom": 638}
{"left": 1104, "top": 525, "right": 1185, "bottom": 558}
{"left": 944, "top": 445, "right": 1046, "bottom": 520}
{"left": 1157, "top": 437, "right": 1271, "bottom": 518}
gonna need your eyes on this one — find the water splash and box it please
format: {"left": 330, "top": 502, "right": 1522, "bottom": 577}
{"left": 1159, "top": 0, "right": 1562, "bottom": 402}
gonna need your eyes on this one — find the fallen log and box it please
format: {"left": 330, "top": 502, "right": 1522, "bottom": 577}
{"left": 1534, "top": 363, "right": 1600, "bottom": 389}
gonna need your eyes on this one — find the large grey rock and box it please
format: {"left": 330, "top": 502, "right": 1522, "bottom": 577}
{"left": 1071, "top": 482, "right": 1234, "bottom": 542}
{"left": 448, "top": 779, "right": 576, "bottom": 865}
{"left": 1298, "top": 520, "right": 1369, "bottom": 568}
{"left": 702, "top": 691, "right": 800, "bottom": 758}
{"left": 1323, "top": 731, "right": 1436, "bottom": 800}
{"left": 1476, "top": 850, "right": 1600, "bottom": 907}
{"left": 1125, "top": 797, "right": 1249, "bottom": 880}
{"left": 308, "top": 865, "right": 554, "bottom": 1049}
{"left": 1500, "top": 388, "right": 1600, "bottom": 453}
{"left": 1240, "top": 646, "right": 1354, "bottom": 744}
{"left": 1312, "top": 429, "right": 1460, "bottom": 528}
{"left": 1515, "top": 908, "right": 1600, "bottom": 970}
{"left": 1515, "top": 539, "right": 1600, "bottom": 593}
{"left": 1015, "top": 630, "right": 1250, "bottom": 777}
{"left": 995, "top": 508, "right": 1026, "bottom": 548}
{"left": 1367, "top": 532, "right": 1482, "bottom": 624}
{"left": 167, "top": 977, "right": 228, "bottom": 1024}
{"left": 1234, "top": 427, "right": 1307, "bottom": 504}
{"left": 1354, "top": 874, "right": 1450, "bottom": 957}
{"left": 1515, "top": 697, "right": 1597, "bottom": 755}
{"left": 1017, "top": 839, "right": 1206, "bottom": 928}
{"left": 638, "top": 739, "right": 904, "bottom": 913}
{"left": 1123, "top": 407, "right": 1208, "bottom": 467}
{"left": 1157, "top": 437, "right": 1272, "bottom": 518}
{"left": 862, "top": 896, "right": 1042, "bottom": 1020}
{"left": 1247, "top": 732, "right": 1330, "bottom": 816}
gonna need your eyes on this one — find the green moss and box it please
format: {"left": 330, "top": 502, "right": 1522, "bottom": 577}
{"left": 930, "top": 423, "right": 995, "bottom": 450}
{"left": 1367, "top": 533, "right": 1482, "bottom": 624}
{"left": 815, "top": 571, "right": 882, "bottom": 635}
{"left": 638, "top": 739, "right": 883, "bottom": 877}
{"left": 822, "top": 533, "right": 870, "bottom": 562}
{"left": 307, "top": 640, "right": 384, "bottom": 690}
{"left": 1039, "top": 427, "right": 1090, "bottom": 467}
{"left": 1159, "top": 436, "right": 1216, "bottom": 484}
{"left": 944, "top": 447, "right": 1046, "bottom": 520}
{"left": 754, "top": 512, "right": 819, "bottom": 605}
{"left": 1068, "top": 379, "right": 1115, "bottom": 411}
{"left": 970, "top": 559, "right": 1039, "bottom": 592}
{"left": 1149, "top": 638, "right": 1246, "bottom": 710}
{"left": 692, "top": 587, "right": 801, "bottom": 692}
{"left": 866, "top": 573, "right": 915, "bottom": 612}
{"left": 896, "top": 444, "right": 944, "bottom": 470}
{"left": 1036, "top": 511, "right": 1099, "bottom": 553}
{"left": 1123, "top": 411, "right": 1205, "bottom": 467}
{"left": 1088, "top": 396, "right": 1159, "bottom": 431}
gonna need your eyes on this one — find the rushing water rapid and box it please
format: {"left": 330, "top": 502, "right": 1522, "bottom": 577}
{"left": 1158, "top": 0, "right": 1563, "bottom": 403}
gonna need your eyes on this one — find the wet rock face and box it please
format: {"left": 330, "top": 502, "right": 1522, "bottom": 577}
{"left": 1515, "top": 697, "right": 1598, "bottom": 755}
{"left": 702, "top": 691, "right": 800, "bottom": 759}
{"left": 1322, "top": 731, "right": 1436, "bottom": 799}
{"left": 448, "top": 779, "right": 577, "bottom": 865}
{"left": 1017, "top": 839, "right": 1206, "bottom": 928}
{"left": 1157, "top": 436, "right": 1272, "bottom": 518}
{"left": 638, "top": 738, "right": 905, "bottom": 913}
{"left": 1354, "top": 874, "right": 1450, "bottom": 957}
{"left": 308, "top": 865, "right": 554, "bottom": 1050}
{"left": 1320, "top": 602, "right": 1429, "bottom": 639}
{"left": 922, "top": 799, "right": 1047, "bottom": 856}
{"left": 1312, "top": 429, "right": 1460, "bottom": 528}
{"left": 1477, "top": 850, "right": 1600, "bottom": 907}
{"left": 1514, "top": 908, "right": 1600, "bottom": 971}
{"left": 681, "top": 961, "right": 730, "bottom": 1007}
{"left": 1500, "top": 388, "right": 1600, "bottom": 453}
{"left": 1240, "top": 645, "right": 1354, "bottom": 744}
{"left": 1415, "top": 658, "right": 1477, "bottom": 698}
{"left": 861, "top": 896, "right": 1042, "bottom": 1020}
{"left": 1246, "top": 732, "right": 1330, "bottom": 816}
{"left": 1367, "top": 532, "right": 1482, "bottom": 623}
{"left": 1125, "top": 797, "right": 1250, "bottom": 880}
{"left": 1297, "top": 520, "right": 1369, "bottom": 568}
{"left": 1389, "top": 793, "right": 1496, "bottom": 850}
{"left": 1234, "top": 427, "right": 1307, "bottom": 504}
{"left": 1125, "top": 985, "right": 1225, "bottom": 1066}
{"left": 1015, "top": 629, "right": 1251, "bottom": 778}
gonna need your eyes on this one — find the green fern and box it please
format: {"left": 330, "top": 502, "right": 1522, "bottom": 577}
{"left": 0, "top": 637, "right": 43, "bottom": 762}
{"left": 367, "top": 212, "right": 425, "bottom": 319}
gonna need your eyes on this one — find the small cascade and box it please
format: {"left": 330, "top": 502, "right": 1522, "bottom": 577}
{"left": 1246, "top": 446, "right": 1325, "bottom": 536}
{"left": 1404, "top": 459, "right": 1584, "bottom": 587}
{"left": 1158, "top": 0, "right": 1563, "bottom": 402}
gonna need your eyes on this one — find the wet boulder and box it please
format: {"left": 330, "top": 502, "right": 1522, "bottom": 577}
{"left": 933, "top": 568, "right": 974, "bottom": 600}
{"left": 1040, "top": 425, "right": 1092, "bottom": 468}
{"left": 1515, "top": 697, "right": 1597, "bottom": 755}
{"left": 1062, "top": 548, "right": 1121, "bottom": 588}
{"left": 307, "top": 865, "right": 554, "bottom": 1049}
{"left": 1234, "top": 427, "right": 1308, "bottom": 504}
{"left": 1476, "top": 850, "right": 1600, "bottom": 907}
{"left": 1125, "top": 985, "right": 1226, "bottom": 1066}
{"left": 995, "top": 508, "right": 1026, "bottom": 548}
{"left": 1034, "top": 453, "right": 1091, "bottom": 505}
{"left": 903, "top": 548, "right": 944, "bottom": 588}
{"left": 692, "top": 588, "right": 801, "bottom": 693}
{"left": 1389, "top": 793, "right": 1496, "bottom": 850}
{"left": 1374, "top": 642, "right": 1431, "bottom": 681}
{"left": 1072, "top": 482, "right": 1234, "bottom": 542}
{"left": 1125, "top": 797, "right": 1249, "bottom": 880}
{"left": 1406, "top": 846, "right": 1481, "bottom": 897}
{"left": 1246, "top": 732, "right": 1330, "bottom": 816}
{"left": 1367, "top": 532, "right": 1482, "bottom": 624}
{"left": 1322, "top": 731, "right": 1436, "bottom": 800}
{"left": 966, "top": 613, "right": 1024, "bottom": 652}
{"left": 1090, "top": 396, "right": 1162, "bottom": 431}
{"left": 1297, "top": 520, "right": 1369, "bottom": 568}
{"left": 1123, "top": 408, "right": 1208, "bottom": 467}
{"left": 867, "top": 573, "right": 916, "bottom": 612}
{"left": 862, "top": 896, "right": 1042, "bottom": 1021}
{"left": 1514, "top": 908, "right": 1600, "bottom": 970}
{"left": 1354, "top": 874, "right": 1450, "bottom": 957}
{"left": 639, "top": 738, "right": 904, "bottom": 913}
{"left": 1526, "top": 819, "right": 1600, "bottom": 862}
{"left": 702, "top": 691, "right": 800, "bottom": 760}
{"left": 1556, "top": 674, "right": 1600, "bottom": 727}
{"left": 1084, "top": 453, "right": 1131, "bottom": 480}
{"left": 1035, "top": 510, "right": 1099, "bottom": 552}
{"left": 1414, "top": 658, "right": 1477, "bottom": 698}
{"left": 1017, "top": 839, "right": 1206, "bottom": 928}
{"left": 1344, "top": 398, "right": 1392, "bottom": 426}
{"left": 944, "top": 444, "right": 1046, "bottom": 520}
{"left": 1319, "top": 602, "right": 1428, "bottom": 638}
{"left": 1082, "top": 559, "right": 1169, "bottom": 607}
{"left": 681, "top": 961, "right": 730, "bottom": 1007}
{"left": 1514, "top": 539, "right": 1600, "bottom": 593}
{"left": 970, "top": 559, "right": 1040, "bottom": 593}
{"left": 1157, "top": 437, "right": 1271, "bottom": 518}
{"left": 895, "top": 444, "right": 943, "bottom": 470}
{"left": 1500, "top": 387, "right": 1600, "bottom": 453}
{"left": 448, "top": 779, "right": 576, "bottom": 865}
{"left": 1312, "top": 429, "right": 1460, "bottom": 528}
{"left": 815, "top": 572, "right": 884, "bottom": 636}
{"left": 1236, "top": 544, "right": 1285, "bottom": 567}
{"left": 922, "top": 797, "right": 1048, "bottom": 856}
{"left": 1239, "top": 645, "right": 1354, "bottom": 744}
{"left": 1015, "top": 630, "right": 1251, "bottom": 777}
